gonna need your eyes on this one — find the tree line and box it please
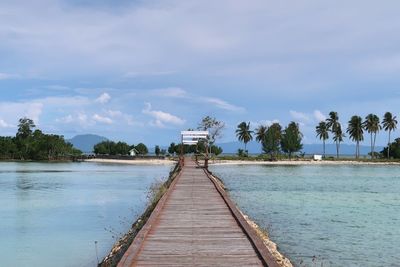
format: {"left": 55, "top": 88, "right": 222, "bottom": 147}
{"left": 236, "top": 121, "right": 303, "bottom": 159}
{"left": 0, "top": 118, "right": 81, "bottom": 160}
{"left": 316, "top": 111, "right": 397, "bottom": 159}
{"left": 167, "top": 141, "right": 223, "bottom": 156}
{"left": 93, "top": 141, "right": 152, "bottom": 156}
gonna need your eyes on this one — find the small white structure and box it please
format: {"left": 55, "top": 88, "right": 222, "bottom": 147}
{"left": 129, "top": 148, "right": 139, "bottom": 156}
{"left": 181, "top": 131, "right": 209, "bottom": 146}
{"left": 313, "top": 154, "right": 323, "bottom": 161}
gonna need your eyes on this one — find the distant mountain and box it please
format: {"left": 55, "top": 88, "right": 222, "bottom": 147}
{"left": 217, "top": 140, "right": 384, "bottom": 156}
{"left": 67, "top": 134, "right": 108, "bottom": 153}
{"left": 299, "top": 143, "right": 384, "bottom": 156}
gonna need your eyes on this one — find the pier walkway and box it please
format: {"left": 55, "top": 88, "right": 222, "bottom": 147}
{"left": 118, "top": 158, "right": 278, "bottom": 267}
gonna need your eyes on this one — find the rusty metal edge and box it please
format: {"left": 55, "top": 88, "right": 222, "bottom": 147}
{"left": 117, "top": 164, "right": 183, "bottom": 267}
{"left": 203, "top": 168, "right": 281, "bottom": 267}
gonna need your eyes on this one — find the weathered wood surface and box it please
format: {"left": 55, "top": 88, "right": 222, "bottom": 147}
{"left": 118, "top": 158, "right": 268, "bottom": 267}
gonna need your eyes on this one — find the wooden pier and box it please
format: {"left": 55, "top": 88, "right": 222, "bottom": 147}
{"left": 118, "top": 158, "right": 279, "bottom": 267}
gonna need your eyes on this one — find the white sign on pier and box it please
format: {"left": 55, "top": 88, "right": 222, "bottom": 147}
{"left": 181, "top": 131, "right": 209, "bottom": 145}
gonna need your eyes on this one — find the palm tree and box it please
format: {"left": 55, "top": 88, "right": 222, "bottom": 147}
{"left": 363, "top": 114, "right": 381, "bottom": 159}
{"left": 315, "top": 121, "right": 329, "bottom": 158}
{"left": 326, "top": 111, "right": 339, "bottom": 130}
{"left": 332, "top": 124, "right": 345, "bottom": 158}
{"left": 382, "top": 112, "right": 398, "bottom": 159}
{"left": 255, "top": 125, "right": 268, "bottom": 144}
{"left": 326, "top": 111, "right": 343, "bottom": 158}
{"left": 236, "top": 122, "right": 253, "bottom": 152}
{"left": 347, "top": 115, "right": 364, "bottom": 159}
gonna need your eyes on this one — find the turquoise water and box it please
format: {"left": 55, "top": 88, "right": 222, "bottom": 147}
{"left": 0, "top": 162, "right": 172, "bottom": 267}
{"left": 210, "top": 164, "right": 400, "bottom": 267}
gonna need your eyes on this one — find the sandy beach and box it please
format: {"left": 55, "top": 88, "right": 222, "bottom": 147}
{"left": 85, "top": 158, "right": 400, "bottom": 166}
{"left": 84, "top": 158, "right": 176, "bottom": 165}
{"left": 209, "top": 159, "right": 400, "bottom": 166}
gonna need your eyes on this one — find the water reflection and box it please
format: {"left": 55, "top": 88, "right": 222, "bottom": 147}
{"left": 0, "top": 162, "right": 171, "bottom": 267}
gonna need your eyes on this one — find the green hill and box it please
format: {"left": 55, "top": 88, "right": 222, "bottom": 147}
{"left": 67, "top": 134, "right": 108, "bottom": 153}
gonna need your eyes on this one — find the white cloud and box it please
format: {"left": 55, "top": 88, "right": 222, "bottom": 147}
{"left": 124, "top": 71, "right": 177, "bottom": 78}
{"left": 56, "top": 115, "right": 74, "bottom": 123}
{"left": 92, "top": 114, "right": 113, "bottom": 124}
{"left": 290, "top": 110, "right": 311, "bottom": 124}
{"left": 0, "top": 101, "right": 43, "bottom": 124}
{"left": 77, "top": 113, "right": 89, "bottom": 125}
{"left": 149, "top": 88, "right": 244, "bottom": 112}
{"left": 39, "top": 96, "right": 90, "bottom": 106}
{"left": 45, "top": 85, "right": 70, "bottom": 91}
{"left": 106, "top": 109, "right": 136, "bottom": 125}
{"left": 95, "top": 93, "right": 111, "bottom": 104}
{"left": 0, "top": 119, "right": 12, "bottom": 128}
{"left": 251, "top": 119, "right": 280, "bottom": 128}
{"left": 201, "top": 97, "right": 245, "bottom": 112}
{"left": 1, "top": 0, "right": 400, "bottom": 91}
{"left": 106, "top": 110, "right": 123, "bottom": 117}
{"left": 313, "top": 110, "right": 326, "bottom": 122}
{"left": 56, "top": 113, "right": 93, "bottom": 127}
{"left": 142, "top": 102, "right": 185, "bottom": 128}
{"left": 290, "top": 110, "right": 327, "bottom": 127}
{"left": 0, "top": 73, "right": 20, "bottom": 80}
{"left": 1, "top": 0, "right": 399, "bottom": 145}
{"left": 151, "top": 87, "right": 187, "bottom": 98}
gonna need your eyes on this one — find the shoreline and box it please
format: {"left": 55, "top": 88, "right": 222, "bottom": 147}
{"left": 209, "top": 159, "right": 400, "bottom": 166}
{"left": 83, "top": 158, "right": 400, "bottom": 166}
{"left": 84, "top": 158, "right": 176, "bottom": 165}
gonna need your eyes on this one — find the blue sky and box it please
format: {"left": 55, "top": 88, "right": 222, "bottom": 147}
{"left": 1, "top": 0, "right": 400, "bottom": 147}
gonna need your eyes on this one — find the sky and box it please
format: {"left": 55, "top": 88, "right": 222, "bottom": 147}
{"left": 1, "top": 0, "right": 400, "bottom": 147}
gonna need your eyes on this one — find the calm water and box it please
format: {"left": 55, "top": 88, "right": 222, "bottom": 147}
{"left": 0, "top": 162, "right": 172, "bottom": 267}
{"left": 210, "top": 164, "right": 400, "bottom": 267}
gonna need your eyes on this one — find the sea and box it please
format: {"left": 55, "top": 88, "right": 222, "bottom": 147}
{"left": 211, "top": 164, "right": 400, "bottom": 267}
{"left": 0, "top": 162, "right": 172, "bottom": 267}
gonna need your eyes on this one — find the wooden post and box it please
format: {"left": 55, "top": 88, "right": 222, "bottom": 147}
{"left": 205, "top": 140, "right": 209, "bottom": 170}
{"left": 180, "top": 135, "right": 184, "bottom": 168}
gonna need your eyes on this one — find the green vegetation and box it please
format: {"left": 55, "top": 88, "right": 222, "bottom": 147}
{"left": 198, "top": 116, "right": 225, "bottom": 154}
{"left": 135, "top": 143, "right": 149, "bottom": 155}
{"left": 234, "top": 121, "right": 304, "bottom": 160}
{"left": 315, "top": 121, "right": 329, "bottom": 158}
{"left": 280, "top": 122, "right": 303, "bottom": 159}
{"left": 210, "top": 145, "right": 223, "bottom": 155}
{"left": 168, "top": 142, "right": 176, "bottom": 155}
{"left": 0, "top": 117, "right": 81, "bottom": 160}
{"left": 347, "top": 115, "right": 364, "bottom": 159}
{"left": 93, "top": 141, "right": 131, "bottom": 155}
{"left": 236, "top": 121, "right": 253, "bottom": 154}
{"left": 382, "top": 112, "right": 398, "bottom": 159}
{"left": 255, "top": 125, "right": 267, "bottom": 143}
{"left": 381, "top": 138, "right": 400, "bottom": 159}
{"left": 165, "top": 117, "right": 225, "bottom": 157}
{"left": 326, "top": 111, "right": 344, "bottom": 158}
{"left": 363, "top": 114, "right": 381, "bottom": 159}
{"left": 167, "top": 141, "right": 223, "bottom": 156}
{"left": 315, "top": 111, "right": 400, "bottom": 159}
{"left": 93, "top": 141, "right": 152, "bottom": 156}
{"left": 155, "top": 145, "right": 161, "bottom": 156}
{"left": 262, "top": 123, "right": 283, "bottom": 160}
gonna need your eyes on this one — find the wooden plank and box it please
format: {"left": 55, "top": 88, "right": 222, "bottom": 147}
{"left": 118, "top": 157, "right": 277, "bottom": 267}
{"left": 203, "top": 167, "right": 281, "bottom": 267}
